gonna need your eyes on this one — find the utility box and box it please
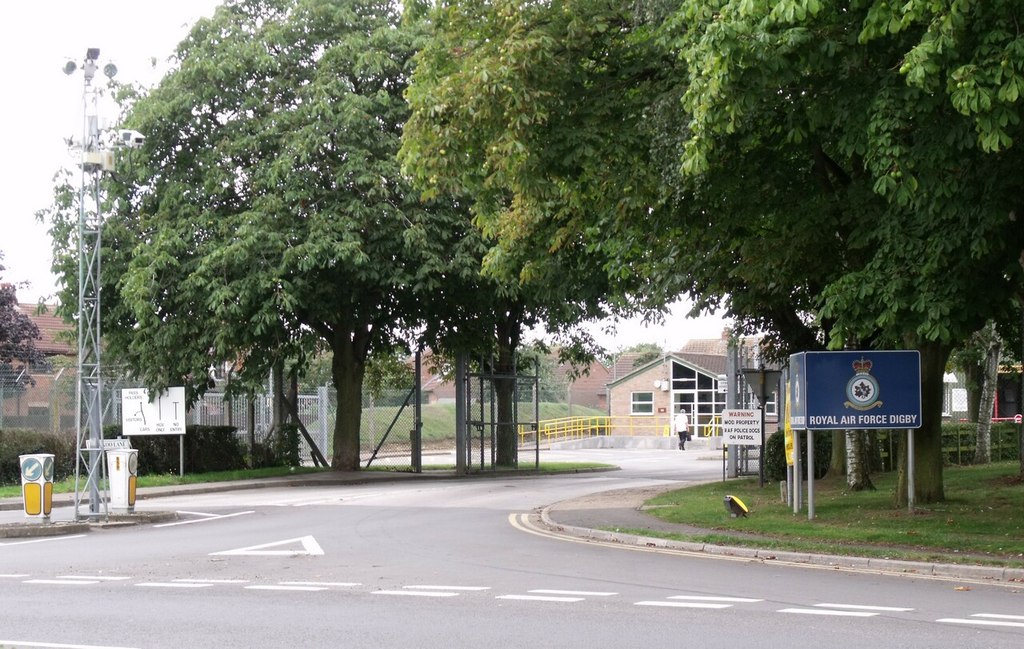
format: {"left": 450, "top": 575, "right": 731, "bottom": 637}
{"left": 106, "top": 447, "right": 139, "bottom": 514}
{"left": 20, "top": 453, "right": 55, "bottom": 520}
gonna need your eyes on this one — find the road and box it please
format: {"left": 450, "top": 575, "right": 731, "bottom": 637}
{"left": 1, "top": 449, "right": 1022, "bottom": 648}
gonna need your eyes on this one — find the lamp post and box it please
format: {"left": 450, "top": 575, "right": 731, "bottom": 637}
{"left": 64, "top": 48, "right": 117, "bottom": 520}
{"left": 742, "top": 365, "right": 782, "bottom": 488}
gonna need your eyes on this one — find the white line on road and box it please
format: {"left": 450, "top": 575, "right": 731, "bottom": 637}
{"left": 0, "top": 574, "right": 30, "bottom": 578}
{"left": 635, "top": 601, "right": 732, "bottom": 609}
{"left": 374, "top": 590, "right": 460, "bottom": 597}
{"left": 135, "top": 582, "right": 214, "bottom": 588}
{"left": 529, "top": 589, "right": 617, "bottom": 597}
{"left": 937, "top": 618, "right": 1024, "bottom": 628}
{"left": 668, "top": 596, "right": 764, "bottom": 603}
{"left": 0, "top": 535, "right": 87, "bottom": 547}
{"left": 814, "top": 603, "right": 914, "bottom": 612}
{"left": 0, "top": 640, "right": 140, "bottom": 649}
{"left": 245, "top": 585, "right": 328, "bottom": 592}
{"left": 972, "top": 613, "right": 1024, "bottom": 621}
{"left": 23, "top": 579, "right": 99, "bottom": 586}
{"left": 280, "top": 581, "right": 361, "bottom": 587}
{"left": 173, "top": 579, "right": 251, "bottom": 584}
{"left": 778, "top": 608, "right": 877, "bottom": 617}
{"left": 57, "top": 576, "right": 131, "bottom": 582}
{"left": 154, "top": 511, "right": 255, "bottom": 528}
{"left": 404, "top": 585, "right": 490, "bottom": 591}
{"left": 497, "top": 595, "right": 585, "bottom": 603}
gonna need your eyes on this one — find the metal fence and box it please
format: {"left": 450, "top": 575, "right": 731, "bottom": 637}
{"left": 0, "top": 366, "right": 419, "bottom": 470}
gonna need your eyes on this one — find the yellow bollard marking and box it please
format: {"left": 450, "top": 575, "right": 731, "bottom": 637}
{"left": 23, "top": 483, "right": 41, "bottom": 516}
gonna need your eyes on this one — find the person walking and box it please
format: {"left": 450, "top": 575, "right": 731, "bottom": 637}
{"left": 674, "top": 407, "right": 690, "bottom": 450}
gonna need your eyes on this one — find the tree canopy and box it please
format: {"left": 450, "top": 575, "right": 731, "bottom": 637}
{"left": 0, "top": 254, "right": 44, "bottom": 390}
{"left": 401, "top": 0, "right": 1024, "bottom": 500}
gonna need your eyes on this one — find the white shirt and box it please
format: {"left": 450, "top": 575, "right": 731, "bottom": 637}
{"left": 674, "top": 411, "right": 689, "bottom": 433}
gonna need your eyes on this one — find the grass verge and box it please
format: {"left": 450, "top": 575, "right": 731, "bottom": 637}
{"left": 635, "top": 461, "right": 1024, "bottom": 568}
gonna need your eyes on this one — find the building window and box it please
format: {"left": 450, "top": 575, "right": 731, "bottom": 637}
{"left": 631, "top": 391, "right": 654, "bottom": 415}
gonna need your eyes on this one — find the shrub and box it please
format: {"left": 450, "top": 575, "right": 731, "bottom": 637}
{"left": 103, "top": 424, "right": 247, "bottom": 475}
{"left": 764, "top": 429, "right": 831, "bottom": 482}
{"left": 0, "top": 429, "right": 77, "bottom": 486}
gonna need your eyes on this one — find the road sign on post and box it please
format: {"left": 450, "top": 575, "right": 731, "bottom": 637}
{"left": 120, "top": 387, "right": 186, "bottom": 436}
{"left": 798, "top": 351, "right": 921, "bottom": 430}
{"left": 788, "top": 350, "right": 922, "bottom": 519}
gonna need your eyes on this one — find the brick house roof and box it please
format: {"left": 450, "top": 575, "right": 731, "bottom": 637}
{"left": 15, "top": 303, "right": 74, "bottom": 356}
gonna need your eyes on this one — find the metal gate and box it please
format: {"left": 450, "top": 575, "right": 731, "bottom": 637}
{"left": 463, "top": 355, "right": 540, "bottom": 471}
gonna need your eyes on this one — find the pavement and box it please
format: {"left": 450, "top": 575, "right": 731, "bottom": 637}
{"left": 3, "top": 468, "right": 1023, "bottom": 586}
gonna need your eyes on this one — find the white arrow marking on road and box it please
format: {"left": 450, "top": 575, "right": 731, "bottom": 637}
{"left": 210, "top": 535, "right": 324, "bottom": 557}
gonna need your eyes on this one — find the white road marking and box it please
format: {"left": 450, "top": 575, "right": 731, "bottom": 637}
{"left": 56, "top": 576, "right": 130, "bottom": 582}
{"left": 173, "top": 579, "right": 250, "bottom": 584}
{"left": 210, "top": 535, "right": 324, "bottom": 557}
{"left": 497, "top": 595, "right": 585, "bottom": 603}
{"left": 373, "top": 590, "right": 460, "bottom": 597}
{"left": 938, "top": 618, "right": 1024, "bottom": 628}
{"left": 154, "top": 511, "right": 254, "bottom": 528}
{"left": 972, "top": 613, "right": 1024, "bottom": 621}
{"left": 669, "top": 595, "right": 763, "bottom": 603}
{"left": 0, "top": 535, "right": 87, "bottom": 546}
{"left": 280, "top": 581, "right": 361, "bottom": 587}
{"left": 0, "top": 640, "right": 140, "bottom": 649}
{"left": 23, "top": 579, "right": 99, "bottom": 586}
{"left": 815, "top": 603, "right": 914, "bottom": 612}
{"left": 529, "top": 589, "right": 617, "bottom": 597}
{"left": 405, "top": 585, "right": 490, "bottom": 591}
{"left": 245, "top": 585, "right": 328, "bottom": 592}
{"left": 0, "top": 574, "right": 30, "bottom": 578}
{"left": 636, "top": 601, "right": 732, "bottom": 609}
{"left": 778, "top": 608, "right": 877, "bottom": 617}
{"left": 135, "top": 582, "right": 213, "bottom": 588}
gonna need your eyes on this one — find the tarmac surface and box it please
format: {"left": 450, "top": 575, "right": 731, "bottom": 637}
{"left": 3, "top": 467, "right": 1023, "bottom": 586}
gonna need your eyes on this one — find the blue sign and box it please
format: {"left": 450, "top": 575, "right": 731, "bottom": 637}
{"left": 789, "top": 352, "right": 807, "bottom": 429}
{"left": 789, "top": 350, "right": 921, "bottom": 430}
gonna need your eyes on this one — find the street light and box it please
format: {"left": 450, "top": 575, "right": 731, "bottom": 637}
{"left": 65, "top": 47, "right": 117, "bottom": 520}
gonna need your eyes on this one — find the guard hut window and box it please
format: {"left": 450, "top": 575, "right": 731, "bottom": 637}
{"left": 631, "top": 391, "right": 654, "bottom": 415}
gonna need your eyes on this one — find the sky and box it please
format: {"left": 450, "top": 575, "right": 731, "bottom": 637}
{"left": 1, "top": 1, "right": 730, "bottom": 352}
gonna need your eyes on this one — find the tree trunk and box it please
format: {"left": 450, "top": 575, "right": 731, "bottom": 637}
{"left": 896, "top": 341, "right": 950, "bottom": 506}
{"left": 493, "top": 342, "right": 518, "bottom": 467}
{"left": 331, "top": 334, "right": 367, "bottom": 471}
{"left": 974, "top": 321, "right": 1001, "bottom": 464}
{"left": 829, "top": 430, "right": 846, "bottom": 476}
{"left": 846, "top": 429, "right": 875, "bottom": 491}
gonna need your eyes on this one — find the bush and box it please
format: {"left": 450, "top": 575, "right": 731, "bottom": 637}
{"left": 103, "top": 424, "right": 247, "bottom": 475}
{"left": 0, "top": 429, "right": 77, "bottom": 486}
{"left": 764, "top": 429, "right": 831, "bottom": 482}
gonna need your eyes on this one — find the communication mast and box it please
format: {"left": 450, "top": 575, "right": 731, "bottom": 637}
{"left": 64, "top": 48, "right": 118, "bottom": 520}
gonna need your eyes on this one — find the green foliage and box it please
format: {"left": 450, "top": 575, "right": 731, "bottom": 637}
{"left": 104, "top": 425, "right": 247, "bottom": 475}
{"left": 0, "top": 429, "right": 76, "bottom": 486}
{"left": 764, "top": 429, "right": 831, "bottom": 482}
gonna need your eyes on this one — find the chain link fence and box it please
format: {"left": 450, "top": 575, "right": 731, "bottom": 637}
{"left": 0, "top": 366, "right": 419, "bottom": 471}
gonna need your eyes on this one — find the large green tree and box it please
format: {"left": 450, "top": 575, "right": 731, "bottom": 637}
{"left": 402, "top": 0, "right": 1024, "bottom": 502}
{"left": 45, "top": 0, "right": 487, "bottom": 470}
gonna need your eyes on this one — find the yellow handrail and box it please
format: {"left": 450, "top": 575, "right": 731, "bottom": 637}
{"left": 520, "top": 416, "right": 672, "bottom": 445}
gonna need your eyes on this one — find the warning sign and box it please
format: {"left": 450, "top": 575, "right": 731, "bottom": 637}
{"left": 721, "top": 409, "right": 762, "bottom": 446}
